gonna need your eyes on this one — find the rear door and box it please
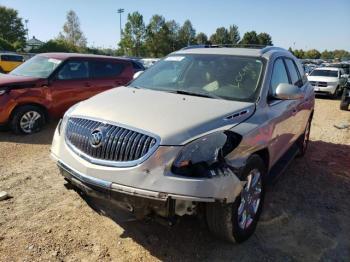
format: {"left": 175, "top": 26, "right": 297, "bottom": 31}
{"left": 49, "top": 59, "right": 92, "bottom": 117}
{"left": 88, "top": 59, "right": 133, "bottom": 95}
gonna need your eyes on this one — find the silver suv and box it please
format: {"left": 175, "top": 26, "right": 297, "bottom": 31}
{"left": 51, "top": 46, "right": 314, "bottom": 243}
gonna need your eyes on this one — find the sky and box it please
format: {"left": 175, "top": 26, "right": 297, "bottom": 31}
{"left": 1, "top": 0, "right": 350, "bottom": 51}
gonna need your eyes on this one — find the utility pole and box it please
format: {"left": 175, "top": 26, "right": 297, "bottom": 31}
{"left": 117, "top": 8, "right": 124, "bottom": 41}
{"left": 24, "top": 19, "right": 29, "bottom": 40}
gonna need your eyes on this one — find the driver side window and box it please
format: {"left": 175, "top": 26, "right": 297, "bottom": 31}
{"left": 57, "top": 60, "right": 89, "bottom": 80}
{"left": 270, "top": 58, "right": 289, "bottom": 96}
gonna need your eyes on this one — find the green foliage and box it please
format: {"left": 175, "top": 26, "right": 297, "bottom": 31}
{"left": 305, "top": 49, "right": 321, "bottom": 59}
{"left": 0, "top": 5, "right": 26, "bottom": 47}
{"left": 257, "top": 32, "right": 273, "bottom": 46}
{"left": 210, "top": 27, "right": 229, "bottom": 44}
{"left": 196, "top": 32, "right": 208, "bottom": 45}
{"left": 0, "top": 37, "right": 15, "bottom": 51}
{"left": 58, "top": 10, "right": 87, "bottom": 47}
{"left": 178, "top": 20, "right": 196, "bottom": 47}
{"left": 240, "top": 31, "right": 259, "bottom": 45}
{"left": 321, "top": 50, "right": 334, "bottom": 60}
{"left": 228, "top": 25, "right": 240, "bottom": 44}
{"left": 119, "top": 11, "right": 146, "bottom": 57}
{"left": 145, "top": 15, "right": 172, "bottom": 57}
{"left": 240, "top": 31, "right": 272, "bottom": 46}
{"left": 31, "top": 39, "right": 79, "bottom": 53}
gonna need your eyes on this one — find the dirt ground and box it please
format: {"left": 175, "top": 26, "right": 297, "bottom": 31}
{"left": 0, "top": 98, "right": 349, "bottom": 262}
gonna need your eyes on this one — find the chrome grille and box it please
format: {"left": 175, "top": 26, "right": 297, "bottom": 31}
{"left": 65, "top": 117, "right": 158, "bottom": 166}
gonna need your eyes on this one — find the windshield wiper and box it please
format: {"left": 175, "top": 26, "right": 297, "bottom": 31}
{"left": 169, "top": 89, "right": 223, "bottom": 100}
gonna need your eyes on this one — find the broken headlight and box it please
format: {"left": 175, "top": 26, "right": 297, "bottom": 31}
{"left": 172, "top": 131, "right": 241, "bottom": 177}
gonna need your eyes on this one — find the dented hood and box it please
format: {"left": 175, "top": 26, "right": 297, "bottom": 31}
{"left": 0, "top": 73, "right": 41, "bottom": 89}
{"left": 70, "top": 86, "right": 255, "bottom": 145}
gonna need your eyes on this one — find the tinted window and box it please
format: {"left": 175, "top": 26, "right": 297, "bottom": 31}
{"left": 90, "top": 61, "right": 125, "bottom": 78}
{"left": 132, "top": 61, "right": 144, "bottom": 70}
{"left": 310, "top": 70, "right": 338, "bottom": 77}
{"left": 1, "top": 55, "right": 24, "bottom": 62}
{"left": 285, "top": 59, "right": 302, "bottom": 87}
{"left": 270, "top": 58, "right": 289, "bottom": 94}
{"left": 57, "top": 61, "right": 89, "bottom": 80}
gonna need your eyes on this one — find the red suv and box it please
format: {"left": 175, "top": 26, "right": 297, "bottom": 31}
{"left": 0, "top": 53, "right": 137, "bottom": 134}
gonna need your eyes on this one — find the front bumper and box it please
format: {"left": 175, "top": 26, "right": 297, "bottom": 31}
{"left": 51, "top": 125, "right": 244, "bottom": 204}
{"left": 57, "top": 159, "right": 216, "bottom": 203}
{"left": 313, "top": 85, "right": 337, "bottom": 94}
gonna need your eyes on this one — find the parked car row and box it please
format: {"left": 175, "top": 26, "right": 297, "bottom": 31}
{"left": 49, "top": 46, "right": 314, "bottom": 243}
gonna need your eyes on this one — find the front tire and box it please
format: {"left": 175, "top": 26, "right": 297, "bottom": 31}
{"left": 206, "top": 155, "right": 266, "bottom": 243}
{"left": 10, "top": 105, "right": 46, "bottom": 134}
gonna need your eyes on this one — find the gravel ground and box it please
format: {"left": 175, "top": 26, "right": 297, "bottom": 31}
{"left": 0, "top": 98, "right": 349, "bottom": 262}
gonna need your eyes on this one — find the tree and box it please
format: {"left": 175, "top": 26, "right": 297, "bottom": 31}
{"left": 166, "top": 20, "right": 180, "bottom": 51}
{"left": 293, "top": 49, "right": 305, "bottom": 59}
{"left": 58, "top": 10, "right": 87, "bottom": 47}
{"left": 31, "top": 39, "right": 78, "bottom": 53}
{"left": 145, "top": 15, "right": 172, "bottom": 57}
{"left": 0, "top": 6, "right": 26, "bottom": 47}
{"left": 321, "top": 50, "right": 334, "bottom": 60}
{"left": 119, "top": 11, "right": 146, "bottom": 56}
{"left": 228, "top": 24, "right": 240, "bottom": 44}
{"left": 257, "top": 32, "right": 273, "bottom": 46}
{"left": 196, "top": 32, "right": 208, "bottom": 45}
{"left": 178, "top": 20, "right": 196, "bottom": 47}
{"left": 240, "top": 31, "right": 259, "bottom": 45}
{"left": 210, "top": 27, "right": 229, "bottom": 44}
{"left": 305, "top": 49, "right": 321, "bottom": 59}
{"left": 0, "top": 37, "right": 15, "bottom": 51}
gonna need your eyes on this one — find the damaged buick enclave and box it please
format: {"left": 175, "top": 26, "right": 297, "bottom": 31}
{"left": 51, "top": 46, "right": 314, "bottom": 243}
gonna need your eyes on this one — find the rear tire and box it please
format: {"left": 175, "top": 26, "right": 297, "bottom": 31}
{"left": 10, "top": 105, "right": 46, "bottom": 134}
{"left": 206, "top": 155, "right": 266, "bottom": 243}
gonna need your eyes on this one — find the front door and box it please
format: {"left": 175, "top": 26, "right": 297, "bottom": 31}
{"left": 49, "top": 59, "right": 92, "bottom": 118}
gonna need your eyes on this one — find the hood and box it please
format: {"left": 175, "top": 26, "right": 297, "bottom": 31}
{"left": 307, "top": 75, "right": 338, "bottom": 83}
{"left": 0, "top": 74, "right": 42, "bottom": 89}
{"left": 70, "top": 87, "right": 255, "bottom": 145}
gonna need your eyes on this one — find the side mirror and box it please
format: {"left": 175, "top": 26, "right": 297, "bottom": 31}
{"left": 133, "top": 71, "right": 144, "bottom": 79}
{"left": 274, "top": 83, "right": 304, "bottom": 100}
{"left": 305, "top": 73, "right": 309, "bottom": 76}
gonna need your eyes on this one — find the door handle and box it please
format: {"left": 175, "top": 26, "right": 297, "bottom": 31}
{"left": 84, "top": 82, "right": 91, "bottom": 87}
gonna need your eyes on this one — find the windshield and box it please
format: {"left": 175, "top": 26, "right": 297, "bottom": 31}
{"left": 129, "top": 54, "right": 264, "bottom": 102}
{"left": 310, "top": 69, "right": 338, "bottom": 77}
{"left": 10, "top": 55, "right": 62, "bottom": 78}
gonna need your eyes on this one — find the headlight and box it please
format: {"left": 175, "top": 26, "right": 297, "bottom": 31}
{"left": 172, "top": 131, "right": 241, "bottom": 177}
{"left": 0, "top": 89, "right": 6, "bottom": 96}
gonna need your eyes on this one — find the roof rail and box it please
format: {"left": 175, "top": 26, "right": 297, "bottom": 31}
{"left": 260, "top": 46, "right": 287, "bottom": 55}
{"left": 181, "top": 44, "right": 268, "bottom": 50}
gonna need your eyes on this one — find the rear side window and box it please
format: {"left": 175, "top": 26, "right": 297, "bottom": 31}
{"left": 132, "top": 61, "right": 144, "bottom": 71}
{"left": 285, "top": 58, "right": 303, "bottom": 87}
{"left": 90, "top": 61, "right": 126, "bottom": 78}
{"left": 57, "top": 60, "right": 89, "bottom": 80}
{"left": 270, "top": 58, "right": 289, "bottom": 95}
{"left": 1, "top": 55, "right": 24, "bottom": 62}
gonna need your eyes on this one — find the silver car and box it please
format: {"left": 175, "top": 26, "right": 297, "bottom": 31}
{"left": 51, "top": 46, "right": 314, "bottom": 243}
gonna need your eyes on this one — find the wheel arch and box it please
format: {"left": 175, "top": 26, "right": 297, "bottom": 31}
{"left": 253, "top": 148, "right": 270, "bottom": 172}
{"left": 10, "top": 102, "right": 50, "bottom": 122}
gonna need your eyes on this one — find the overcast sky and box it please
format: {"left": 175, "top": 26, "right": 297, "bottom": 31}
{"left": 2, "top": 0, "right": 350, "bottom": 51}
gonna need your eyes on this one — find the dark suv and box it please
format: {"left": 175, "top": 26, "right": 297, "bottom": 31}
{"left": 0, "top": 53, "right": 137, "bottom": 134}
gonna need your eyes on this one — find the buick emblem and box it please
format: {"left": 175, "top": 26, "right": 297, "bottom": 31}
{"left": 90, "top": 129, "right": 104, "bottom": 148}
